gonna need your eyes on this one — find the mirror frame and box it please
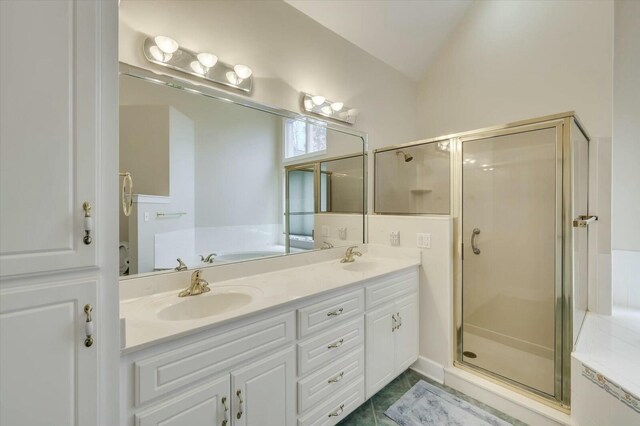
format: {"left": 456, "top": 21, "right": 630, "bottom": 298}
{"left": 118, "top": 62, "right": 368, "bottom": 280}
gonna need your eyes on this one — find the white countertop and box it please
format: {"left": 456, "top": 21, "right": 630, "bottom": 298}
{"left": 572, "top": 307, "right": 640, "bottom": 398}
{"left": 120, "top": 247, "right": 420, "bottom": 353}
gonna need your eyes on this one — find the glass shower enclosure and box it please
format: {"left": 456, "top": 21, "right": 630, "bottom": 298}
{"left": 374, "top": 112, "right": 591, "bottom": 408}
{"left": 453, "top": 113, "right": 591, "bottom": 407}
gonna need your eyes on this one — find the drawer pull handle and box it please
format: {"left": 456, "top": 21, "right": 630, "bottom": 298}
{"left": 327, "top": 308, "right": 344, "bottom": 317}
{"left": 328, "top": 371, "right": 345, "bottom": 383}
{"left": 392, "top": 313, "right": 397, "bottom": 332}
{"left": 397, "top": 312, "right": 402, "bottom": 329}
{"left": 84, "top": 304, "right": 94, "bottom": 347}
{"left": 222, "top": 396, "right": 229, "bottom": 426}
{"left": 328, "top": 404, "right": 345, "bottom": 418}
{"left": 236, "top": 390, "right": 244, "bottom": 419}
{"left": 327, "top": 338, "right": 344, "bottom": 349}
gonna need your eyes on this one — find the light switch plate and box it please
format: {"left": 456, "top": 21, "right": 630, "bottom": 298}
{"left": 390, "top": 231, "right": 400, "bottom": 246}
{"left": 321, "top": 225, "right": 330, "bottom": 237}
{"left": 144, "top": 212, "right": 150, "bottom": 222}
{"left": 417, "top": 233, "right": 431, "bottom": 248}
{"left": 338, "top": 227, "right": 347, "bottom": 240}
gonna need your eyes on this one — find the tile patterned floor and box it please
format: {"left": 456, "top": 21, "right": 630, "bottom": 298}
{"left": 338, "top": 369, "right": 527, "bottom": 425}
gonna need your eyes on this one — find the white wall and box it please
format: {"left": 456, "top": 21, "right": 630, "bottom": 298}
{"left": 612, "top": 0, "right": 640, "bottom": 310}
{"left": 417, "top": 0, "right": 613, "bottom": 139}
{"left": 119, "top": 0, "right": 421, "bottom": 212}
{"left": 368, "top": 215, "right": 453, "bottom": 382}
{"left": 416, "top": 0, "right": 615, "bottom": 314}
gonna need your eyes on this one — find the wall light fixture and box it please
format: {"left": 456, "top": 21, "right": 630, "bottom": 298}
{"left": 302, "top": 93, "right": 357, "bottom": 124}
{"left": 143, "top": 36, "right": 253, "bottom": 92}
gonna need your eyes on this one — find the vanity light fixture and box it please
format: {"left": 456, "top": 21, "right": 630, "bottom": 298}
{"left": 302, "top": 93, "right": 357, "bottom": 124}
{"left": 143, "top": 36, "right": 253, "bottom": 92}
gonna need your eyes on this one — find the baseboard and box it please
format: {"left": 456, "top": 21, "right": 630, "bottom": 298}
{"left": 444, "top": 366, "right": 571, "bottom": 426}
{"left": 410, "top": 356, "right": 445, "bottom": 383}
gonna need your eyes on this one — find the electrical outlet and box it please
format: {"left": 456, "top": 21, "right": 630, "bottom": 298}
{"left": 390, "top": 231, "right": 400, "bottom": 246}
{"left": 321, "top": 225, "right": 330, "bottom": 237}
{"left": 417, "top": 233, "right": 431, "bottom": 248}
{"left": 144, "top": 212, "right": 150, "bottom": 222}
{"left": 338, "top": 227, "right": 347, "bottom": 240}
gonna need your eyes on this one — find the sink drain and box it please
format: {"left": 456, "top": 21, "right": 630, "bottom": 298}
{"left": 463, "top": 351, "right": 477, "bottom": 359}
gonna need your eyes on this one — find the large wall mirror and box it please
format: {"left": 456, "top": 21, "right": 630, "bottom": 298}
{"left": 119, "top": 66, "right": 366, "bottom": 277}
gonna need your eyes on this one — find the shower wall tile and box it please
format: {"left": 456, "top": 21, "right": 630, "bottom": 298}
{"left": 612, "top": 249, "right": 640, "bottom": 310}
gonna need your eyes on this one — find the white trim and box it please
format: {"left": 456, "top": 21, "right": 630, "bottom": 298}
{"left": 132, "top": 194, "right": 171, "bottom": 204}
{"left": 443, "top": 367, "right": 571, "bottom": 426}
{"left": 410, "top": 356, "right": 445, "bottom": 383}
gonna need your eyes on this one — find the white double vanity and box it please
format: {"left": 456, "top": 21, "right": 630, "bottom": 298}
{"left": 120, "top": 246, "right": 421, "bottom": 426}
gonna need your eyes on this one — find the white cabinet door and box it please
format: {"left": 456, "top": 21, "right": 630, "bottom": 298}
{"left": 394, "top": 293, "right": 419, "bottom": 374}
{"left": 0, "top": 280, "right": 98, "bottom": 426}
{"left": 0, "top": 0, "right": 101, "bottom": 277}
{"left": 135, "top": 375, "right": 231, "bottom": 426}
{"left": 0, "top": 0, "right": 118, "bottom": 424}
{"left": 231, "top": 347, "right": 296, "bottom": 426}
{"left": 365, "top": 303, "right": 396, "bottom": 398}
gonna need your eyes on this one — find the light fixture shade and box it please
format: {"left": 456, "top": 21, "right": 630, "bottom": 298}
{"left": 197, "top": 52, "right": 218, "bottom": 68}
{"left": 330, "top": 102, "right": 344, "bottom": 112}
{"left": 233, "top": 64, "right": 252, "bottom": 79}
{"left": 311, "top": 95, "right": 326, "bottom": 106}
{"left": 154, "top": 36, "right": 179, "bottom": 54}
{"left": 321, "top": 105, "right": 333, "bottom": 115}
{"left": 190, "top": 61, "right": 206, "bottom": 75}
{"left": 149, "top": 45, "right": 169, "bottom": 62}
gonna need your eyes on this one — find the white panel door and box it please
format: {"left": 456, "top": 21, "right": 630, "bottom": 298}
{"left": 0, "top": 0, "right": 99, "bottom": 277}
{"left": 394, "top": 294, "right": 419, "bottom": 374}
{"left": 0, "top": 280, "right": 97, "bottom": 426}
{"left": 135, "top": 375, "right": 230, "bottom": 426}
{"left": 365, "top": 303, "right": 395, "bottom": 398}
{"left": 231, "top": 347, "right": 296, "bottom": 426}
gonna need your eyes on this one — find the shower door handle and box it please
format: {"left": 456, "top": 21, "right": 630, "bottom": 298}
{"left": 471, "top": 228, "right": 481, "bottom": 255}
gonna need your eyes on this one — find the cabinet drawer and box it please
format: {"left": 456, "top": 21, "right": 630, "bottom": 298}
{"left": 365, "top": 267, "right": 418, "bottom": 309}
{"left": 298, "top": 347, "right": 364, "bottom": 414}
{"left": 298, "top": 317, "right": 364, "bottom": 376}
{"left": 297, "top": 289, "right": 364, "bottom": 338}
{"left": 135, "top": 312, "right": 294, "bottom": 405}
{"left": 298, "top": 376, "right": 365, "bottom": 426}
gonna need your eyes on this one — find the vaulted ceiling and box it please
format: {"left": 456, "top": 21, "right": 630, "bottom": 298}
{"left": 286, "top": 0, "right": 473, "bottom": 81}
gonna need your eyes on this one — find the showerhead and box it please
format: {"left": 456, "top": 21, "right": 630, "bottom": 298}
{"left": 396, "top": 150, "right": 413, "bottom": 162}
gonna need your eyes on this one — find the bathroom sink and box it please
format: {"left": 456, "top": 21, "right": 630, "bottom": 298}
{"left": 341, "top": 261, "right": 376, "bottom": 272}
{"left": 156, "top": 289, "right": 257, "bottom": 321}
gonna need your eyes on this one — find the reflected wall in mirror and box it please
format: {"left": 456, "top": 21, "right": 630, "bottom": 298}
{"left": 375, "top": 141, "right": 450, "bottom": 214}
{"left": 119, "top": 73, "right": 365, "bottom": 277}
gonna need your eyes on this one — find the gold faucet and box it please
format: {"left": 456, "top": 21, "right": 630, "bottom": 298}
{"left": 199, "top": 253, "right": 217, "bottom": 263}
{"left": 175, "top": 258, "right": 188, "bottom": 271}
{"left": 340, "top": 246, "right": 362, "bottom": 263}
{"left": 179, "top": 270, "right": 210, "bottom": 297}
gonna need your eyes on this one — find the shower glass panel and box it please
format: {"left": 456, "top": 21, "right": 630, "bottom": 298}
{"left": 461, "top": 127, "right": 558, "bottom": 396}
{"left": 375, "top": 141, "right": 450, "bottom": 214}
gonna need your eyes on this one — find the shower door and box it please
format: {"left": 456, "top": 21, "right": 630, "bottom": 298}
{"left": 460, "top": 124, "right": 562, "bottom": 399}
